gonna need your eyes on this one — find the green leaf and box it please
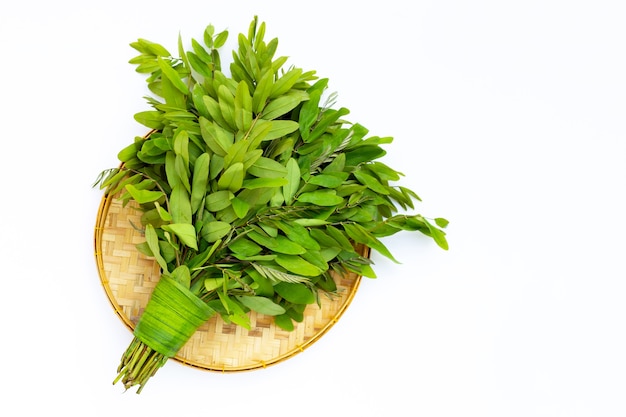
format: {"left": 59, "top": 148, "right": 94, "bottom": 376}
{"left": 204, "top": 277, "right": 225, "bottom": 292}
{"left": 260, "top": 224, "right": 278, "bottom": 237}
{"left": 191, "top": 153, "right": 210, "bottom": 214}
{"left": 245, "top": 268, "right": 273, "bottom": 297}
{"left": 265, "top": 120, "right": 300, "bottom": 141}
{"left": 202, "top": 221, "right": 232, "bottom": 242}
{"left": 299, "top": 79, "right": 326, "bottom": 131}
{"left": 173, "top": 130, "right": 190, "bottom": 166}
{"left": 154, "top": 202, "right": 172, "bottom": 222}
{"left": 297, "top": 190, "right": 344, "bottom": 206}
{"left": 343, "top": 223, "right": 398, "bottom": 263}
{"left": 274, "top": 314, "right": 294, "bottom": 331}
{"left": 117, "top": 142, "right": 140, "bottom": 163}
{"left": 345, "top": 145, "right": 386, "bottom": 166}
{"left": 266, "top": 137, "right": 295, "bottom": 162}
{"left": 237, "top": 187, "right": 275, "bottom": 208}
{"left": 217, "top": 162, "right": 244, "bottom": 192}
{"left": 238, "top": 254, "right": 277, "bottom": 261}
{"left": 292, "top": 218, "right": 330, "bottom": 227}
{"left": 223, "top": 139, "right": 250, "bottom": 169}
{"left": 204, "top": 24, "right": 215, "bottom": 47}
{"left": 275, "top": 254, "right": 323, "bottom": 277}
{"left": 214, "top": 29, "right": 229, "bottom": 48}
{"left": 359, "top": 135, "right": 394, "bottom": 147}
{"left": 435, "top": 217, "right": 450, "bottom": 228}
{"left": 160, "top": 241, "right": 177, "bottom": 264}
{"left": 205, "top": 190, "right": 234, "bottom": 212}
{"left": 300, "top": 250, "right": 329, "bottom": 273}
{"left": 202, "top": 92, "right": 229, "bottom": 129}
{"left": 209, "top": 154, "right": 225, "bottom": 180}
{"left": 367, "top": 161, "right": 402, "bottom": 181}
{"left": 144, "top": 224, "right": 169, "bottom": 273}
{"left": 269, "top": 67, "right": 303, "bottom": 98}
{"left": 320, "top": 247, "right": 342, "bottom": 263}
{"left": 325, "top": 225, "right": 354, "bottom": 251}
{"left": 400, "top": 186, "right": 421, "bottom": 203}
{"left": 286, "top": 303, "right": 307, "bottom": 322}
{"left": 165, "top": 151, "right": 181, "bottom": 189}
{"left": 358, "top": 263, "right": 377, "bottom": 278}
{"left": 160, "top": 70, "right": 187, "bottom": 109}
{"left": 157, "top": 57, "right": 189, "bottom": 95}
{"left": 425, "top": 219, "right": 449, "bottom": 250}
{"left": 162, "top": 223, "right": 198, "bottom": 250}
{"left": 251, "top": 69, "right": 274, "bottom": 113}
{"left": 178, "top": 32, "right": 191, "bottom": 72}
{"left": 247, "top": 229, "right": 305, "bottom": 258}
{"left": 309, "top": 229, "right": 339, "bottom": 248}
{"left": 246, "top": 119, "right": 272, "bottom": 148}
{"left": 230, "top": 197, "right": 250, "bottom": 218}
{"left": 273, "top": 235, "right": 306, "bottom": 255}
{"left": 188, "top": 51, "right": 213, "bottom": 78}
{"left": 306, "top": 107, "right": 350, "bottom": 144}
{"left": 322, "top": 152, "right": 346, "bottom": 173}
{"left": 353, "top": 169, "right": 389, "bottom": 195}
{"left": 141, "top": 207, "right": 164, "bottom": 227}
{"left": 282, "top": 158, "right": 300, "bottom": 205}
{"left": 170, "top": 184, "right": 192, "bottom": 224}
{"left": 199, "top": 116, "right": 234, "bottom": 156}
{"left": 228, "top": 237, "right": 262, "bottom": 257}
{"left": 175, "top": 153, "right": 191, "bottom": 194}
{"left": 169, "top": 265, "right": 191, "bottom": 288}
{"left": 211, "top": 48, "right": 222, "bottom": 72}
{"left": 134, "top": 60, "right": 160, "bottom": 74}
{"left": 242, "top": 177, "right": 288, "bottom": 189}
{"left": 134, "top": 110, "right": 164, "bottom": 130}
{"left": 247, "top": 157, "right": 287, "bottom": 178}
{"left": 242, "top": 149, "right": 263, "bottom": 170}
{"left": 387, "top": 187, "right": 414, "bottom": 210}
{"left": 218, "top": 292, "right": 250, "bottom": 329}
{"left": 218, "top": 84, "right": 237, "bottom": 130}
{"left": 308, "top": 173, "right": 348, "bottom": 188}
{"left": 192, "top": 84, "right": 210, "bottom": 119}
{"left": 274, "top": 221, "right": 320, "bottom": 251}
{"left": 130, "top": 38, "right": 171, "bottom": 56}
{"left": 234, "top": 81, "right": 253, "bottom": 132}
{"left": 124, "top": 184, "right": 164, "bottom": 204}
{"left": 261, "top": 91, "right": 307, "bottom": 120}
{"left": 274, "top": 282, "right": 316, "bottom": 304}
{"left": 228, "top": 313, "right": 251, "bottom": 329}
{"left": 237, "top": 296, "right": 286, "bottom": 316}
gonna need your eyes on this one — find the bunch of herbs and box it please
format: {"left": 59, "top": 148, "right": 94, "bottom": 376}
{"left": 95, "top": 16, "right": 448, "bottom": 393}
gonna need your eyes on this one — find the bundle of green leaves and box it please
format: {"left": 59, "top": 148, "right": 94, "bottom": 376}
{"left": 96, "top": 16, "right": 448, "bottom": 393}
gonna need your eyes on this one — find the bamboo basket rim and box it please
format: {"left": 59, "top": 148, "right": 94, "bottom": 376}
{"left": 94, "top": 188, "right": 368, "bottom": 372}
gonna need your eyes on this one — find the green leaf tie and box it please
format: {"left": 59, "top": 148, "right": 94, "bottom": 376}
{"left": 134, "top": 276, "right": 215, "bottom": 358}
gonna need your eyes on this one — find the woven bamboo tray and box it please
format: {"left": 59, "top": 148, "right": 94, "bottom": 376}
{"left": 94, "top": 190, "right": 368, "bottom": 372}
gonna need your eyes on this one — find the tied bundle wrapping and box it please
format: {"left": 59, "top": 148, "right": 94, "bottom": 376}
{"left": 134, "top": 276, "right": 215, "bottom": 357}
{"left": 114, "top": 276, "right": 215, "bottom": 392}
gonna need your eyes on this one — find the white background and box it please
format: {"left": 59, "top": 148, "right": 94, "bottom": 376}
{"left": 1, "top": 1, "right": 625, "bottom": 415}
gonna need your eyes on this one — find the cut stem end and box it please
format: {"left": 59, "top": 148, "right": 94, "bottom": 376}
{"left": 113, "top": 336, "right": 169, "bottom": 394}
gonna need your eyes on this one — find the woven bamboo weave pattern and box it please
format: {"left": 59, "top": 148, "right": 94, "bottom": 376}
{"left": 94, "top": 193, "right": 366, "bottom": 372}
